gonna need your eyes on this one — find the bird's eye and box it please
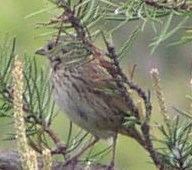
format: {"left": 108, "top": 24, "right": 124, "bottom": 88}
{"left": 61, "top": 48, "right": 68, "bottom": 54}
{"left": 47, "top": 43, "right": 53, "bottom": 50}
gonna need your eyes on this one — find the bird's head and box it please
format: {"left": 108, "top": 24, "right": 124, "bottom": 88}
{"left": 35, "top": 36, "right": 91, "bottom": 69}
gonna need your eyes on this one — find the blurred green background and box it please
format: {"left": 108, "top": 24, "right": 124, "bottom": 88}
{"left": 0, "top": 1, "right": 192, "bottom": 170}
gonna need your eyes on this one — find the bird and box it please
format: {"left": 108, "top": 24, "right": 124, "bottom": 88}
{"left": 36, "top": 36, "right": 135, "bottom": 169}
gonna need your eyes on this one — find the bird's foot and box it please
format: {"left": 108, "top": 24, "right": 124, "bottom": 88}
{"left": 106, "top": 161, "right": 115, "bottom": 170}
{"left": 64, "top": 138, "right": 98, "bottom": 166}
{"left": 64, "top": 156, "right": 78, "bottom": 166}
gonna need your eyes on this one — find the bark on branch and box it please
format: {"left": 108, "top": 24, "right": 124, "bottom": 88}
{"left": 0, "top": 150, "right": 108, "bottom": 170}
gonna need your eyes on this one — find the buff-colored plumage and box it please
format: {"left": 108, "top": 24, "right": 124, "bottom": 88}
{"left": 36, "top": 38, "right": 130, "bottom": 139}
{"left": 36, "top": 37, "right": 132, "bottom": 168}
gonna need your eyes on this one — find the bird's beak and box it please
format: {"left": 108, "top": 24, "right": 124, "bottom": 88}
{"left": 35, "top": 48, "right": 46, "bottom": 56}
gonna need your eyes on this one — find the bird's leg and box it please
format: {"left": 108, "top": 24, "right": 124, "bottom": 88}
{"left": 108, "top": 133, "right": 118, "bottom": 170}
{"left": 64, "top": 137, "right": 99, "bottom": 166}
